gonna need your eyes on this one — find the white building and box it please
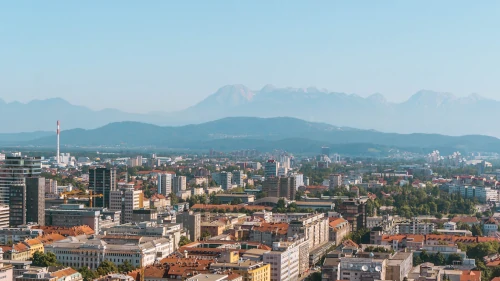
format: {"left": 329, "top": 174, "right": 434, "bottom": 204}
{"left": 339, "top": 257, "right": 387, "bottom": 281}
{"left": 110, "top": 187, "right": 142, "bottom": 224}
{"left": 45, "top": 235, "right": 173, "bottom": 269}
{"left": 329, "top": 174, "right": 342, "bottom": 189}
{"left": 263, "top": 238, "right": 309, "bottom": 281}
{"left": 157, "top": 173, "right": 173, "bottom": 196}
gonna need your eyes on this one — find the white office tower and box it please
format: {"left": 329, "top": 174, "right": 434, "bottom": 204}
{"left": 157, "top": 173, "right": 173, "bottom": 196}
{"left": 293, "top": 173, "right": 304, "bottom": 188}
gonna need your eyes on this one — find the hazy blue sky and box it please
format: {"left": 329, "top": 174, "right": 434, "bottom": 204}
{"left": 1, "top": 1, "right": 500, "bottom": 113}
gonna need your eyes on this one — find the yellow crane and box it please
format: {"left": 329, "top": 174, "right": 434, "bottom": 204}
{"left": 60, "top": 190, "right": 103, "bottom": 208}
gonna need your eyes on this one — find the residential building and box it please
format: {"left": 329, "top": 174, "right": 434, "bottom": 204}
{"left": 397, "top": 219, "right": 435, "bottom": 235}
{"left": 0, "top": 227, "right": 42, "bottom": 244}
{"left": 0, "top": 262, "right": 13, "bottom": 281}
{"left": 483, "top": 217, "right": 498, "bottom": 236}
{"left": 339, "top": 257, "right": 387, "bottom": 281}
{"left": 448, "top": 185, "right": 499, "bottom": 203}
{"left": 232, "top": 170, "right": 244, "bottom": 187}
{"left": 110, "top": 187, "right": 142, "bottom": 224}
{"left": 176, "top": 211, "right": 201, "bottom": 242}
{"left": 250, "top": 223, "right": 289, "bottom": 246}
{"left": 338, "top": 199, "right": 367, "bottom": 232}
{"left": 210, "top": 261, "right": 270, "bottom": 281}
{"left": 262, "top": 177, "right": 296, "bottom": 200}
{"left": 15, "top": 267, "right": 82, "bottom": 281}
{"left": 44, "top": 235, "right": 173, "bottom": 268}
{"left": 287, "top": 213, "right": 329, "bottom": 250}
{"left": 264, "top": 160, "right": 279, "bottom": 179}
{"left": 173, "top": 175, "right": 187, "bottom": 193}
{"left": 201, "top": 222, "right": 226, "bottom": 238}
{"left": 89, "top": 167, "right": 117, "bottom": 208}
{"left": 45, "top": 179, "right": 57, "bottom": 194}
{"left": 329, "top": 217, "right": 351, "bottom": 246}
{"left": 263, "top": 237, "right": 309, "bottom": 281}
{"left": 157, "top": 173, "right": 173, "bottom": 196}
{"left": 329, "top": 174, "right": 342, "bottom": 189}
{"left": 220, "top": 172, "right": 233, "bottom": 190}
{"left": 0, "top": 205, "right": 9, "bottom": 228}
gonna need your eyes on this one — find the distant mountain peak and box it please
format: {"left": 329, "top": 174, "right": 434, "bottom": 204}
{"left": 367, "top": 93, "right": 387, "bottom": 103}
{"left": 405, "top": 90, "right": 456, "bottom": 107}
{"left": 260, "top": 84, "right": 276, "bottom": 93}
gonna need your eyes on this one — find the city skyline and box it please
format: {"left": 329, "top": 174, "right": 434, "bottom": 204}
{"left": 2, "top": 1, "right": 500, "bottom": 113}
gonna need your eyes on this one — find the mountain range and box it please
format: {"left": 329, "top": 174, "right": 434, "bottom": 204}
{"left": 1, "top": 117, "right": 500, "bottom": 155}
{"left": 0, "top": 85, "right": 498, "bottom": 137}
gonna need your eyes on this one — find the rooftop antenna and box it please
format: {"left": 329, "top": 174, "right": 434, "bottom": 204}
{"left": 56, "top": 120, "right": 60, "bottom": 165}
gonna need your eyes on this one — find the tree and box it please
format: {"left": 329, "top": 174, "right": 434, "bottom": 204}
{"left": 433, "top": 252, "right": 446, "bottom": 265}
{"left": 447, "top": 253, "right": 463, "bottom": 265}
{"left": 31, "top": 251, "right": 58, "bottom": 267}
{"left": 118, "top": 260, "right": 135, "bottom": 273}
{"left": 96, "top": 260, "right": 118, "bottom": 276}
{"left": 179, "top": 236, "right": 192, "bottom": 247}
{"left": 170, "top": 193, "right": 179, "bottom": 205}
{"left": 78, "top": 267, "right": 97, "bottom": 281}
{"left": 202, "top": 231, "right": 211, "bottom": 239}
{"left": 471, "top": 224, "right": 483, "bottom": 236}
{"left": 231, "top": 198, "right": 243, "bottom": 205}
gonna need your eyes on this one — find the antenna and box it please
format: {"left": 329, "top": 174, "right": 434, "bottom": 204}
{"left": 361, "top": 265, "right": 368, "bottom": 271}
{"left": 375, "top": 266, "right": 381, "bottom": 272}
{"left": 56, "top": 120, "right": 60, "bottom": 165}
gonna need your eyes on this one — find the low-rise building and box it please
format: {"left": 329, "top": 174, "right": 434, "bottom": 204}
{"left": 210, "top": 261, "right": 270, "bottom": 281}
{"left": 329, "top": 218, "right": 350, "bottom": 246}
{"left": 214, "top": 194, "right": 255, "bottom": 204}
{"left": 44, "top": 235, "right": 174, "bottom": 268}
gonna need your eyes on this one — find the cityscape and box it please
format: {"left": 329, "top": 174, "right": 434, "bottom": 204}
{"left": 3, "top": 2, "right": 500, "bottom": 281}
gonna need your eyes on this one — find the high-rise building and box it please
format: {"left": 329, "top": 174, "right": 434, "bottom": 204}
{"left": 45, "top": 179, "right": 57, "bottom": 194}
{"left": 321, "top": 147, "right": 330, "bottom": 157}
{"left": 0, "top": 155, "right": 45, "bottom": 227}
{"left": 157, "top": 173, "right": 173, "bottom": 196}
{"left": 279, "top": 155, "right": 291, "bottom": 170}
{"left": 0, "top": 154, "right": 42, "bottom": 205}
{"left": 89, "top": 167, "right": 117, "bottom": 208}
{"left": 262, "top": 176, "right": 296, "bottom": 200}
{"left": 220, "top": 172, "right": 232, "bottom": 190}
{"left": 232, "top": 170, "right": 244, "bottom": 187}
{"left": 264, "top": 160, "right": 279, "bottom": 178}
{"left": 109, "top": 187, "right": 142, "bottom": 224}
{"left": 173, "top": 176, "right": 187, "bottom": 194}
{"left": 176, "top": 211, "right": 201, "bottom": 242}
{"left": 329, "top": 174, "right": 342, "bottom": 189}
{"left": 263, "top": 237, "right": 309, "bottom": 281}
{"left": 338, "top": 198, "right": 368, "bottom": 232}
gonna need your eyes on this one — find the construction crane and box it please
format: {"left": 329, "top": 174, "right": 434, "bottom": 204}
{"left": 60, "top": 190, "right": 103, "bottom": 208}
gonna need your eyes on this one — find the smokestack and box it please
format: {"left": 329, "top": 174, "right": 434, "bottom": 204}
{"left": 57, "top": 120, "right": 60, "bottom": 165}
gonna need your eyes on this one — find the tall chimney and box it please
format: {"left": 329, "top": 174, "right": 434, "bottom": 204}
{"left": 57, "top": 120, "right": 60, "bottom": 165}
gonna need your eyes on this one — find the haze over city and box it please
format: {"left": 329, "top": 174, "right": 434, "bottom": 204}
{"left": 2, "top": 3, "right": 500, "bottom": 281}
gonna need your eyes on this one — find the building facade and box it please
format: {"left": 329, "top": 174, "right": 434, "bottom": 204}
{"left": 89, "top": 167, "right": 117, "bottom": 208}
